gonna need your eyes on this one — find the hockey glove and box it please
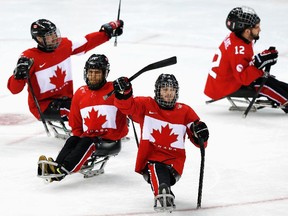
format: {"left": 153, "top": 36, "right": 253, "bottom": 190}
{"left": 100, "top": 20, "right": 124, "bottom": 39}
{"left": 13, "top": 57, "right": 34, "bottom": 80}
{"left": 191, "top": 120, "right": 209, "bottom": 142}
{"left": 113, "top": 76, "right": 132, "bottom": 100}
{"left": 253, "top": 48, "right": 278, "bottom": 70}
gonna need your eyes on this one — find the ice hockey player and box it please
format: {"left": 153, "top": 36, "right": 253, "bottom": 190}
{"left": 204, "top": 6, "right": 288, "bottom": 113}
{"left": 113, "top": 74, "right": 209, "bottom": 211}
{"left": 7, "top": 18, "right": 124, "bottom": 121}
{"left": 37, "top": 54, "right": 128, "bottom": 182}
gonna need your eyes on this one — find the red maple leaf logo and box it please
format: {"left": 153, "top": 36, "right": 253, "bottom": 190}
{"left": 84, "top": 108, "right": 107, "bottom": 130}
{"left": 50, "top": 66, "right": 66, "bottom": 89}
{"left": 151, "top": 124, "right": 178, "bottom": 147}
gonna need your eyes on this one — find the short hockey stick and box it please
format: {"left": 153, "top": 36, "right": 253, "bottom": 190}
{"left": 114, "top": 0, "right": 122, "bottom": 47}
{"left": 103, "top": 56, "right": 177, "bottom": 100}
{"left": 27, "top": 76, "right": 51, "bottom": 136}
{"left": 243, "top": 46, "right": 275, "bottom": 118}
{"left": 197, "top": 137, "right": 205, "bottom": 209}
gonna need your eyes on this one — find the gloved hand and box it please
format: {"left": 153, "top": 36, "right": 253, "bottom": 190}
{"left": 190, "top": 120, "right": 209, "bottom": 142}
{"left": 253, "top": 48, "right": 278, "bottom": 70}
{"left": 13, "top": 57, "right": 34, "bottom": 80}
{"left": 100, "top": 20, "right": 124, "bottom": 39}
{"left": 113, "top": 76, "right": 132, "bottom": 99}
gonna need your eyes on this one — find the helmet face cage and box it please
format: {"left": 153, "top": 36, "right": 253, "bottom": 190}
{"left": 31, "top": 19, "right": 62, "bottom": 51}
{"left": 42, "top": 28, "right": 61, "bottom": 51}
{"left": 154, "top": 74, "right": 179, "bottom": 109}
{"left": 226, "top": 6, "right": 260, "bottom": 32}
{"left": 84, "top": 54, "right": 110, "bottom": 90}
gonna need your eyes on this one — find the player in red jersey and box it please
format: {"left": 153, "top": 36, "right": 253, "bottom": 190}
{"left": 113, "top": 74, "right": 209, "bottom": 211}
{"left": 7, "top": 18, "right": 124, "bottom": 120}
{"left": 38, "top": 54, "right": 128, "bottom": 182}
{"left": 204, "top": 6, "right": 288, "bottom": 112}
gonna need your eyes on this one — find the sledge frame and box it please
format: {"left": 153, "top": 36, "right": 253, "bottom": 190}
{"left": 205, "top": 86, "right": 284, "bottom": 115}
{"left": 37, "top": 154, "right": 115, "bottom": 182}
{"left": 46, "top": 120, "right": 71, "bottom": 139}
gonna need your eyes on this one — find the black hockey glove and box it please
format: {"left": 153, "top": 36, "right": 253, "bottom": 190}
{"left": 100, "top": 20, "right": 124, "bottom": 39}
{"left": 113, "top": 76, "right": 132, "bottom": 100}
{"left": 190, "top": 120, "right": 209, "bottom": 143}
{"left": 13, "top": 57, "right": 34, "bottom": 80}
{"left": 253, "top": 48, "right": 278, "bottom": 70}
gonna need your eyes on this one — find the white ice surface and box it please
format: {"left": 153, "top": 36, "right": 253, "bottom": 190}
{"left": 0, "top": 0, "right": 288, "bottom": 215}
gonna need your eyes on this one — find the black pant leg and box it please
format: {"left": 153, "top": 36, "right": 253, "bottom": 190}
{"left": 61, "top": 137, "right": 95, "bottom": 172}
{"left": 145, "top": 162, "right": 180, "bottom": 196}
{"left": 55, "top": 136, "right": 80, "bottom": 164}
{"left": 254, "top": 76, "right": 288, "bottom": 104}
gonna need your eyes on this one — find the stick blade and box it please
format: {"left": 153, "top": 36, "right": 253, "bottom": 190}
{"left": 151, "top": 56, "right": 177, "bottom": 70}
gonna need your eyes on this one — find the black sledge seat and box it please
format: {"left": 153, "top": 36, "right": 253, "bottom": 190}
{"left": 94, "top": 139, "right": 121, "bottom": 157}
{"left": 228, "top": 86, "right": 256, "bottom": 98}
{"left": 79, "top": 139, "right": 122, "bottom": 179}
{"left": 206, "top": 86, "right": 257, "bottom": 104}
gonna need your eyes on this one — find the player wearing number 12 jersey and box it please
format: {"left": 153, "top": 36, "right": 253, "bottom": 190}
{"left": 204, "top": 6, "right": 288, "bottom": 112}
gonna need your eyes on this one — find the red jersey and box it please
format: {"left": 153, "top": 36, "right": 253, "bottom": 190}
{"left": 7, "top": 32, "right": 109, "bottom": 119}
{"left": 69, "top": 82, "right": 128, "bottom": 140}
{"left": 115, "top": 96, "right": 207, "bottom": 175}
{"left": 204, "top": 32, "right": 264, "bottom": 100}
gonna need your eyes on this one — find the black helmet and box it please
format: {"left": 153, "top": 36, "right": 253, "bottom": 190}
{"left": 84, "top": 54, "right": 110, "bottom": 90}
{"left": 154, "top": 74, "right": 179, "bottom": 109}
{"left": 30, "top": 19, "right": 61, "bottom": 52}
{"left": 226, "top": 6, "right": 260, "bottom": 32}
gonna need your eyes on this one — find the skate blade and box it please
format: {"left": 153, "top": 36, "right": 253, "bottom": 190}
{"left": 154, "top": 206, "right": 175, "bottom": 213}
{"left": 121, "top": 136, "right": 130, "bottom": 142}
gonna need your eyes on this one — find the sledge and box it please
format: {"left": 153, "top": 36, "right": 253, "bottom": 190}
{"left": 37, "top": 139, "right": 121, "bottom": 183}
{"left": 205, "top": 86, "right": 285, "bottom": 117}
